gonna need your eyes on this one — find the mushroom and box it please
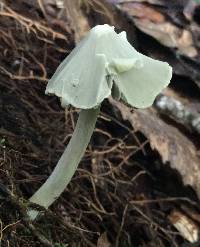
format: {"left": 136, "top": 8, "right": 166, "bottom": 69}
{"left": 28, "top": 24, "right": 172, "bottom": 219}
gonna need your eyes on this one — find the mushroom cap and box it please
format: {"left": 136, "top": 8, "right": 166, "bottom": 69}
{"left": 46, "top": 24, "right": 172, "bottom": 109}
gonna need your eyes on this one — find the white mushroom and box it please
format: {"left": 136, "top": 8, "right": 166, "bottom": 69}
{"left": 28, "top": 24, "right": 172, "bottom": 220}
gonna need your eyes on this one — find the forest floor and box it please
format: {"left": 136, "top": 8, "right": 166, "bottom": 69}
{"left": 0, "top": 0, "right": 200, "bottom": 246}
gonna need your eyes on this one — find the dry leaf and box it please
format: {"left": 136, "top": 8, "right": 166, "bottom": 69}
{"left": 168, "top": 209, "right": 200, "bottom": 243}
{"left": 110, "top": 99, "right": 200, "bottom": 198}
{"left": 64, "top": 0, "right": 90, "bottom": 42}
{"left": 97, "top": 232, "right": 111, "bottom": 247}
{"left": 131, "top": 8, "right": 197, "bottom": 57}
{"left": 107, "top": 1, "right": 198, "bottom": 57}
{"left": 120, "top": 2, "right": 165, "bottom": 23}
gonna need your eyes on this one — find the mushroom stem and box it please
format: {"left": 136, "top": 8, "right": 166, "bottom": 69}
{"left": 28, "top": 106, "right": 100, "bottom": 219}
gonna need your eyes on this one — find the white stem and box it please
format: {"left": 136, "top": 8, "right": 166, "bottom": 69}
{"left": 28, "top": 107, "right": 100, "bottom": 219}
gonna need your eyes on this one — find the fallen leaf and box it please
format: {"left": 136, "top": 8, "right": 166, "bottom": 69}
{"left": 168, "top": 209, "right": 200, "bottom": 243}
{"left": 110, "top": 99, "right": 200, "bottom": 198}
{"left": 120, "top": 2, "right": 198, "bottom": 57}
{"left": 120, "top": 2, "right": 165, "bottom": 23}
{"left": 97, "top": 232, "right": 111, "bottom": 247}
{"left": 64, "top": 0, "right": 90, "bottom": 42}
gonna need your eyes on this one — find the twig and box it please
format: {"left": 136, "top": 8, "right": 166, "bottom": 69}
{"left": 0, "top": 4, "right": 68, "bottom": 41}
{"left": 130, "top": 197, "right": 198, "bottom": 206}
{"left": 115, "top": 204, "right": 128, "bottom": 247}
